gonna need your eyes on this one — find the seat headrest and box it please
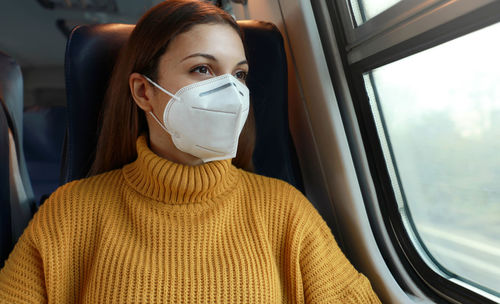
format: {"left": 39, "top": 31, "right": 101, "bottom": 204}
{"left": 62, "top": 21, "right": 304, "bottom": 192}
{"left": 63, "top": 24, "right": 133, "bottom": 182}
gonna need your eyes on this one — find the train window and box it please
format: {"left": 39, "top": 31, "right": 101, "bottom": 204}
{"left": 364, "top": 20, "right": 500, "bottom": 296}
{"left": 348, "top": 0, "right": 402, "bottom": 25}
{"left": 314, "top": 0, "right": 500, "bottom": 302}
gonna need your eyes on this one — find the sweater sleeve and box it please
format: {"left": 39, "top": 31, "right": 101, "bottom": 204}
{"left": 0, "top": 218, "right": 47, "bottom": 304}
{"left": 298, "top": 202, "right": 381, "bottom": 304}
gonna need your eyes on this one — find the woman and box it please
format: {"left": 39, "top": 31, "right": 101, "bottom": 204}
{"left": 0, "top": 1, "right": 381, "bottom": 303}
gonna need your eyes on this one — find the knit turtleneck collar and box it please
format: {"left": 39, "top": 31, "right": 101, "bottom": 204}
{"left": 122, "top": 136, "right": 239, "bottom": 204}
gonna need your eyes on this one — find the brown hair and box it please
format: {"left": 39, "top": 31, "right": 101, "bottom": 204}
{"left": 90, "top": 0, "right": 255, "bottom": 176}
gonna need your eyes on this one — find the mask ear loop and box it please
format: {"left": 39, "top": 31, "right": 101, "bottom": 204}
{"left": 142, "top": 75, "right": 179, "bottom": 100}
{"left": 142, "top": 75, "right": 180, "bottom": 135}
{"left": 148, "top": 111, "right": 171, "bottom": 134}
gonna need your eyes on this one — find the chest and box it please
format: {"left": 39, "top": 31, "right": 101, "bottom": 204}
{"left": 79, "top": 211, "right": 284, "bottom": 303}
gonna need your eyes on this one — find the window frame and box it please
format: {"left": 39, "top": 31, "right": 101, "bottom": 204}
{"left": 338, "top": 0, "right": 500, "bottom": 67}
{"left": 312, "top": 0, "right": 500, "bottom": 302}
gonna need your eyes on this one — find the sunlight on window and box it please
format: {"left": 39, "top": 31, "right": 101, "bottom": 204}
{"left": 349, "top": 0, "right": 401, "bottom": 25}
{"left": 365, "top": 21, "right": 500, "bottom": 294}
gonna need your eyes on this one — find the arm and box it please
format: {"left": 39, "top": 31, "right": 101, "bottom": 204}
{"left": 0, "top": 216, "right": 47, "bottom": 303}
{"left": 298, "top": 204, "right": 381, "bottom": 304}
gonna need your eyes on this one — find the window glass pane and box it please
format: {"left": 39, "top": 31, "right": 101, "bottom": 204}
{"left": 365, "top": 21, "right": 500, "bottom": 295}
{"left": 348, "top": 0, "right": 402, "bottom": 26}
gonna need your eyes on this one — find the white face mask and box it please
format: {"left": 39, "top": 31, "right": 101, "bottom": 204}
{"left": 143, "top": 74, "right": 250, "bottom": 162}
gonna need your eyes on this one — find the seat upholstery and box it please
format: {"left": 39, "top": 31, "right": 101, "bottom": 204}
{"left": 0, "top": 52, "right": 35, "bottom": 266}
{"left": 23, "top": 105, "right": 67, "bottom": 204}
{"left": 0, "top": 97, "right": 12, "bottom": 266}
{"left": 62, "top": 21, "right": 304, "bottom": 192}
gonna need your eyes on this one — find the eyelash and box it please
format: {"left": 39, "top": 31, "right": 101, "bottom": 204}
{"left": 235, "top": 70, "right": 248, "bottom": 81}
{"left": 190, "top": 65, "right": 248, "bottom": 81}
{"left": 190, "top": 65, "right": 213, "bottom": 76}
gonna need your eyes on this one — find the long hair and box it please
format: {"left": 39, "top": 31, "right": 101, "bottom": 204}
{"left": 89, "top": 0, "right": 255, "bottom": 176}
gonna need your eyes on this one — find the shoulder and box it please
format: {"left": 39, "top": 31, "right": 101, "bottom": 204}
{"left": 42, "top": 169, "right": 123, "bottom": 209}
{"left": 237, "top": 169, "right": 321, "bottom": 225}
{"left": 238, "top": 169, "right": 307, "bottom": 202}
{"left": 32, "top": 169, "right": 123, "bottom": 234}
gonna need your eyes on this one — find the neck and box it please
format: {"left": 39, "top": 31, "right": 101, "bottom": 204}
{"left": 122, "top": 135, "right": 238, "bottom": 204}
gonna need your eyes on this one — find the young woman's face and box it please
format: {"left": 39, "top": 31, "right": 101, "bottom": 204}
{"left": 155, "top": 23, "right": 248, "bottom": 93}
{"left": 139, "top": 23, "right": 248, "bottom": 165}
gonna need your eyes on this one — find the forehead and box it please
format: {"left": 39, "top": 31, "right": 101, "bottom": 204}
{"left": 160, "top": 23, "right": 246, "bottom": 65}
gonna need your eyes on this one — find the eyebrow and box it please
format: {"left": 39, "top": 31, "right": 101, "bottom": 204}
{"left": 181, "top": 53, "right": 216, "bottom": 62}
{"left": 181, "top": 53, "right": 248, "bottom": 66}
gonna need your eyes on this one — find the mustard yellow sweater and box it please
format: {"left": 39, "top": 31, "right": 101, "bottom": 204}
{"left": 0, "top": 136, "right": 380, "bottom": 303}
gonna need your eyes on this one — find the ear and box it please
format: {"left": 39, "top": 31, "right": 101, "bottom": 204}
{"left": 129, "top": 72, "right": 154, "bottom": 112}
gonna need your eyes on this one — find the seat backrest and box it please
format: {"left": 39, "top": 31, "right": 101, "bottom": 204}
{"left": 0, "top": 52, "right": 35, "bottom": 266}
{"left": 62, "top": 21, "right": 304, "bottom": 192}
{"left": 23, "top": 105, "right": 67, "bottom": 204}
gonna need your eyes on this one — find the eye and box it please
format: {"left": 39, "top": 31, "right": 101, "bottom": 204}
{"left": 235, "top": 70, "right": 248, "bottom": 81}
{"left": 190, "top": 65, "right": 213, "bottom": 76}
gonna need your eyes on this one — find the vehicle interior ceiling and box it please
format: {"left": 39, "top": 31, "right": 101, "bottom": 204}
{"left": 1, "top": 0, "right": 444, "bottom": 303}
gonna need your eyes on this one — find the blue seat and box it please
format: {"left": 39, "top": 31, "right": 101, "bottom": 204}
{"left": 23, "top": 105, "right": 67, "bottom": 205}
{"left": 61, "top": 21, "right": 304, "bottom": 192}
{"left": 0, "top": 51, "right": 35, "bottom": 266}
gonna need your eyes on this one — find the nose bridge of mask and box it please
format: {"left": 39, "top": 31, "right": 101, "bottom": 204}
{"left": 201, "top": 83, "right": 248, "bottom": 109}
{"left": 183, "top": 80, "right": 246, "bottom": 117}
{"left": 143, "top": 73, "right": 248, "bottom": 100}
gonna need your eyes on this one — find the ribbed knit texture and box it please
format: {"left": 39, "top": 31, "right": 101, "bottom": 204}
{"left": 0, "top": 136, "right": 380, "bottom": 303}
